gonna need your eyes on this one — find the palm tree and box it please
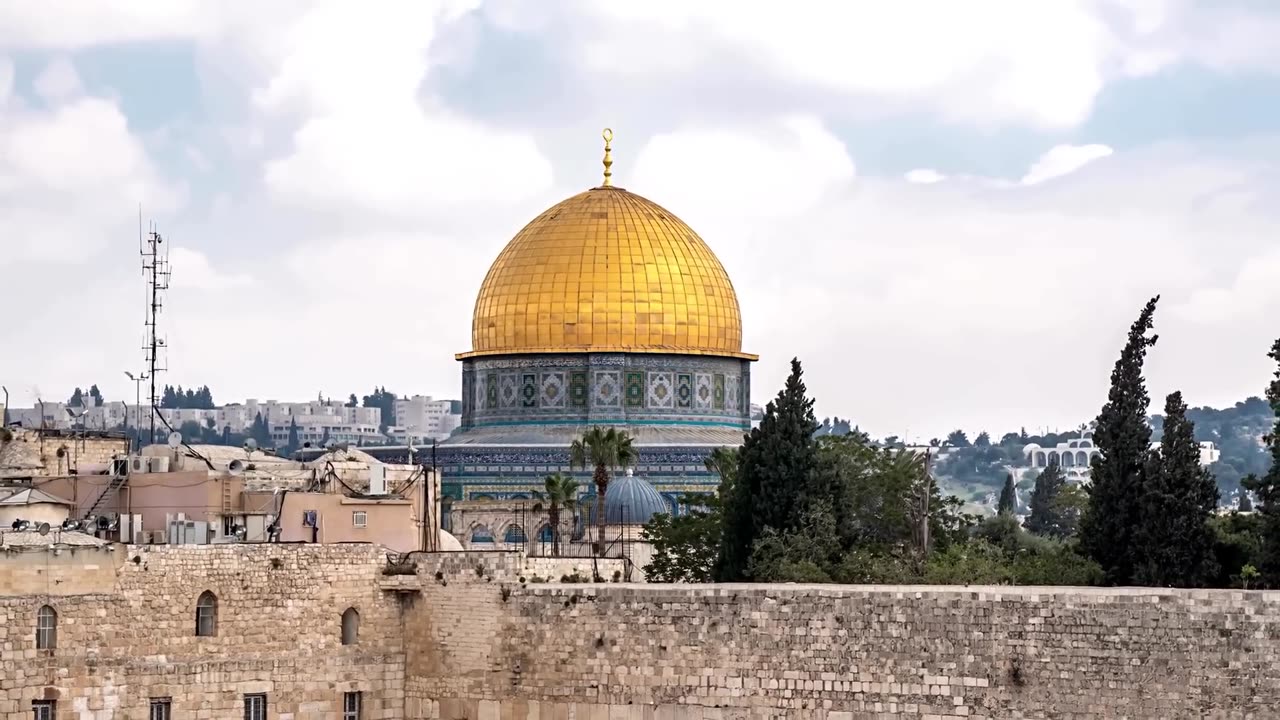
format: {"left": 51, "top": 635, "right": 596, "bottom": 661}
{"left": 569, "top": 426, "right": 637, "bottom": 550}
{"left": 538, "top": 473, "right": 579, "bottom": 556}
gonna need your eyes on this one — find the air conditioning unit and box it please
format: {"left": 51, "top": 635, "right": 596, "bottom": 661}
{"left": 368, "top": 464, "right": 387, "bottom": 495}
{"left": 148, "top": 456, "right": 170, "bottom": 473}
{"left": 110, "top": 458, "right": 130, "bottom": 477}
{"left": 129, "top": 456, "right": 147, "bottom": 473}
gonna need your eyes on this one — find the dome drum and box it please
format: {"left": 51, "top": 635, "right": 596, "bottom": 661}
{"left": 458, "top": 352, "right": 751, "bottom": 432}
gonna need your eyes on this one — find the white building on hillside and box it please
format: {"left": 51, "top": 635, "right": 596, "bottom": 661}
{"left": 1024, "top": 433, "right": 1220, "bottom": 483}
{"left": 394, "top": 396, "right": 460, "bottom": 440}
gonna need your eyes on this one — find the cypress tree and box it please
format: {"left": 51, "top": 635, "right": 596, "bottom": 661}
{"left": 1025, "top": 462, "right": 1067, "bottom": 538}
{"left": 1079, "top": 296, "right": 1159, "bottom": 585}
{"left": 1133, "top": 391, "right": 1220, "bottom": 587}
{"left": 997, "top": 472, "right": 1017, "bottom": 515}
{"left": 286, "top": 418, "right": 300, "bottom": 455}
{"left": 1243, "top": 338, "right": 1280, "bottom": 585}
{"left": 717, "top": 358, "right": 820, "bottom": 581}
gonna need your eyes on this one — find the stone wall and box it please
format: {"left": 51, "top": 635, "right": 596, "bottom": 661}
{"left": 0, "top": 543, "right": 405, "bottom": 719}
{"left": 407, "top": 583, "right": 1280, "bottom": 720}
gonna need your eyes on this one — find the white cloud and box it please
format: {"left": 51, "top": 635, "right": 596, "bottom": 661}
{"left": 0, "top": 93, "right": 181, "bottom": 265}
{"left": 905, "top": 169, "right": 946, "bottom": 184}
{"left": 1021, "top": 144, "right": 1115, "bottom": 185}
{"left": 169, "top": 248, "right": 252, "bottom": 290}
{"left": 32, "top": 57, "right": 82, "bottom": 102}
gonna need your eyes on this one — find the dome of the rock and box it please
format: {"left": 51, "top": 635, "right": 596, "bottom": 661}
{"left": 459, "top": 186, "right": 753, "bottom": 360}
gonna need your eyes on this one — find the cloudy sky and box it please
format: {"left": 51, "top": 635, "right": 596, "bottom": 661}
{"left": 2, "top": 0, "right": 1278, "bottom": 441}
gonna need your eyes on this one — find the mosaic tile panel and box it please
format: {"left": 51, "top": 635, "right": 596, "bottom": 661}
{"left": 625, "top": 371, "right": 645, "bottom": 408}
{"left": 521, "top": 373, "right": 538, "bottom": 408}
{"left": 570, "top": 371, "right": 589, "bottom": 408}
{"left": 648, "top": 372, "right": 675, "bottom": 409}
{"left": 594, "top": 371, "right": 621, "bottom": 407}
{"left": 541, "top": 372, "right": 566, "bottom": 409}
{"left": 713, "top": 374, "right": 725, "bottom": 410}
{"left": 726, "top": 374, "right": 739, "bottom": 411}
{"left": 694, "top": 373, "right": 713, "bottom": 410}
{"left": 499, "top": 374, "right": 519, "bottom": 408}
{"left": 676, "top": 373, "right": 693, "bottom": 409}
{"left": 485, "top": 373, "right": 498, "bottom": 409}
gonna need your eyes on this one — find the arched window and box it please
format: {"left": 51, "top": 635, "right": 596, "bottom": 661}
{"left": 536, "top": 524, "right": 554, "bottom": 542}
{"left": 1034, "top": 452, "right": 1047, "bottom": 467}
{"left": 469, "top": 525, "right": 494, "bottom": 544}
{"left": 341, "top": 608, "right": 359, "bottom": 646}
{"left": 195, "top": 591, "right": 218, "bottom": 637}
{"left": 503, "top": 525, "right": 527, "bottom": 544}
{"left": 1061, "top": 452, "right": 1075, "bottom": 467}
{"left": 35, "top": 605, "right": 57, "bottom": 650}
{"left": 1076, "top": 451, "right": 1088, "bottom": 466}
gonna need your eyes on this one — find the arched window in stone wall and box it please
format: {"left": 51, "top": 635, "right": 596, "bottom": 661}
{"left": 470, "top": 525, "right": 494, "bottom": 544}
{"left": 195, "top": 591, "right": 218, "bottom": 637}
{"left": 35, "top": 605, "right": 57, "bottom": 650}
{"left": 341, "top": 607, "right": 359, "bottom": 645}
{"left": 536, "top": 524, "right": 554, "bottom": 543}
{"left": 504, "top": 524, "right": 528, "bottom": 544}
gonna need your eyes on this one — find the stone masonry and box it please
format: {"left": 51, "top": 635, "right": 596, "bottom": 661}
{"left": 5, "top": 541, "right": 1280, "bottom": 719}
{"left": 407, "top": 582, "right": 1280, "bottom": 720}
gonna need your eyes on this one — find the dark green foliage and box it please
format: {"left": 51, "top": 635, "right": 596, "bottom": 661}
{"left": 997, "top": 473, "right": 1016, "bottom": 515}
{"left": 718, "top": 358, "right": 820, "bottom": 581}
{"left": 68, "top": 387, "right": 84, "bottom": 407}
{"left": 1242, "top": 338, "right": 1280, "bottom": 586}
{"left": 361, "top": 387, "right": 397, "bottom": 433}
{"left": 1133, "top": 391, "right": 1220, "bottom": 587}
{"left": 1080, "top": 296, "right": 1159, "bottom": 585}
{"left": 923, "top": 537, "right": 1103, "bottom": 586}
{"left": 159, "top": 384, "right": 215, "bottom": 409}
{"left": 1025, "top": 464, "right": 1070, "bottom": 538}
{"left": 946, "top": 429, "right": 970, "bottom": 448}
{"left": 933, "top": 443, "right": 1024, "bottom": 488}
{"left": 250, "top": 412, "right": 272, "bottom": 448}
{"left": 346, "top": 394, "right": 359, "bottom": 408}
{"left": 1240, "top": 491, "right": 1254, "bottom": 512}
{"left": 644, "top": 449, "right": 736, "bottom": 582}
{"left": 88, "top": 385, "right": 104, "bottom": 407}
{"left": 569, "top": 426, "right": 637, "bottom": 549}
{"left": 1209, "top": 512, "right": 1263, "bottom": 588}
{"left": 1152, "top": 396, "right": 1273, "bottom": 495}
{"left": 974, "top": 432, "right": 991, "bottom": 447}
{"left": 747, "top": 503, "right": 838, "bottom": 582}
{"left": 285, "top": 418, "right": 300, "bottom": 455}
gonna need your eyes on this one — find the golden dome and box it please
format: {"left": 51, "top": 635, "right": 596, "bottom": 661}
{"left": 459, "top": 185, "right": 754, "bottom": 360}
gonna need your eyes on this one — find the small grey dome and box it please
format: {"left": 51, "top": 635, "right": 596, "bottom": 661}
{"left": 589, "top": 472, "right": 671, "bottom": 525}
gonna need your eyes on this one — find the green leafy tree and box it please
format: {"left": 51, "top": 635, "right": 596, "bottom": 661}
{"left": 250, "top": 412, "right": 272, "bottom": 448}
{"left": 568, "top": 426, "right": 636, "bottom": 549}
{"left": 1080, "top": 296, "right": 1159, "bottom": 585}
{"left": 946, "top": 429, "right": 970, "bottom": 448}
{"left": 1025, "top": 463, "right": 1068, "bottom": 538}
{"left": 538, "top": 473, "right": 579, "bottom": 556}
{"left": 718, "top": 358, "right": 820, "bottom": 581}
{"left": 974, "top": 431, "right": 991, "bottom": 448}
{"left": 88, "top": 384, "right": 104, "bottom": 407}
{"left": 346, "top": 394, "right": 358, "bottom": 408}
{"left": 1242, "top": 337, "right": 1280, "bottom": 586}
{"left": 997, "top": 472, "right": 1016, "bottom": 515}
{"left": 643, "top": 448, "right": 737, "bottom": 583}
{"left": 1240, "top": 491, "right": 1254, "bottom": 513}
{"left": 1133, "top": 391, "right": 1220, "bottom": 587}
{"left": 68, "top": 387, "right": 84, "bottom": 407}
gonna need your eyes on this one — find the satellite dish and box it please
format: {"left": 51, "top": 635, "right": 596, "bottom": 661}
{"left": 244, "top": 438, "right": 258, "bottom": 452}
{"left": 303, "top": 441, "right": 312, "bottom": 449}
{"left": 325, "top": 439, "right": 337, "bottom": 451}
{"left": 167, "top": 431, "right": 183, "bottom": 449}
{"left": 37, "top": 522, "right": 50, "bottom": 536}
{"left": 228, "top": 459, "right": 245, "bottom": 475}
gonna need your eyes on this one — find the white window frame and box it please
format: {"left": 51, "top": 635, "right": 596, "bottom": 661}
{"left": 352, "top": 511, "right": 367, "bottom": 528}
{"left": 149, "top": 698, "right": 172, "bottom": 720}
{"left": 343, "top": 691, "right": 362, "bottom": 720}
{"left": 33, "top": 701, "right": 56, "bottom": 720}
{"left": 35, "top": 605, "right": 57, "bottom": 650}
{"left": 244, "top": 693, "right": 267, "bottom": 720}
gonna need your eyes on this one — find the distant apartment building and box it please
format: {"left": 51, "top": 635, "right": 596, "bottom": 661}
{"left": 393, "top": 396, "right": 461, "bottom": 440}
{"left": 1023, "top": 433, "right": 1220, "bottom": 482}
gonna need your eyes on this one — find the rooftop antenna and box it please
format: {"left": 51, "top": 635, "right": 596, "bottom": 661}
{"left": 139, "top": 209, "right": 172, "bottom": 447}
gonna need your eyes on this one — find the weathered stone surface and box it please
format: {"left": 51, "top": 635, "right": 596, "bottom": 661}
{"left": 5, "top": 542, "right": 1279, "bottom": 719}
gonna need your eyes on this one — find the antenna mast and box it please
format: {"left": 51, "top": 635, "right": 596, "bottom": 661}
{"left": 140, "top": 217, "right": 171, "bottom": 447}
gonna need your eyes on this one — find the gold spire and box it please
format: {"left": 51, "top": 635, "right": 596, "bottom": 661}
{"left": 601, "top": 127, "right": 613, "bottom": 187}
